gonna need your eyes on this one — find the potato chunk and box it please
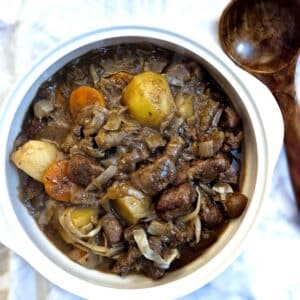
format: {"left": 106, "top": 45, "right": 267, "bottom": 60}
{"left": 11, "top": 140, "right": 58, "bottom": 182}
{"left": 70, "top": 208, "right": 98, "bottom": 228}
{"left": 102, "top": 182, "right": 151, "bottom": 225}
{"left": 114, "top": 196, "right": 151, "bottom": 225}
{"left": 122, "top": 71, "right": 175, "bottom": 128}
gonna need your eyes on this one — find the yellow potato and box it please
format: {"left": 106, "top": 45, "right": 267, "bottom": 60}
{"left": 11, "top": 140, "right": 58, "bottom": 182}
{"left": 114, "top": 195, "right": 151, "bottom": 225}
{"left": 122, "top": 71, "right": 175, "bottom": 128}
{"left": 70, "top": 208, "right": 98, "bottom": 228}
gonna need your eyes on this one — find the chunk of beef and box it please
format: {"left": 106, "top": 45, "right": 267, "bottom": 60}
{"left": 197, "top": 129, "right": 224, "bottom": 158}
{"left": 139, "top": 258, "right": 165, "bottom": 279}
{"left": 102, "top": 212, "right": 123, "bottom": 245}
{"left": 175, "top": 156, "right": 229, "bottom": 185}
{"left": 112, "top": 246, "right": 141, "bottom": 276}
{"left": 147, "top": 220, "right": 194, "bottom": 248}
{"left": 225, "top": 131, "right": 243, "bottom": 149}
{"left": 26, "top": 118, "right": 46, "bottom": 139}
{"left": 198, "top": 98, "right": 219, "bottom": 131}
{"left": 217, "top": 158, "right": 240, "bottom": 185}
{"left": 175, "top": 162, "right": 191, "bottom": 185}
{"left": 141, "top": 128, "right": 166, "bottom": 152}
{"left": 118, "top": 142, "right": 150, "bottom": 172}
{"left": 70, "top": 137, "right": 105, "bottom": 158}
{"left": 69, "top": 186, "right": 100, "bottom": 207}
{"left": 200, "top": 196, "right": 223, "bottom": 228}
{"left": 35, "top": 121, "right": 70, "bottom": 146}
{"left": 156, "top": 183, "right": 195, "bottom": 220}
{"left": 77, "top": 104, "right": 109, "bottom": 137}
{"left": 222, "top": 106, "right": 241, "bottom": 129}
{"left": 130, "top": 157, "right": 176, "bottom": 196}
{"left": 165, "top": 62, "right": 191, "bottom": 87}
{"left": 188, "top": 156, "right": 229, "bottom": 184}
{"left": 163, "top": 135, "right": 185, "bottom": 161}
{"left": 149, "top": 236, "right": 164, "bottom": 256}
{"left": 20, "top": 174, "right": 44, "bottom": 201}
{"left": 68, "top": 154, "right": 103, "bottom": 187}
{"left": 61, "top": 125, "right": 81, "bottom": 153}
{"left": 95, "top": 129, "right": 129, "bottom": 150}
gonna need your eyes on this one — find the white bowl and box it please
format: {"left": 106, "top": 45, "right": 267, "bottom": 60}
{"left": 0, "top": 26, "right": 283, "bottom": 299}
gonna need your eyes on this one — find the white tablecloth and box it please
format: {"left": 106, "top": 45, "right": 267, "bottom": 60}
{"left": 1, "top": 1, "right": 299, "bottom": 299}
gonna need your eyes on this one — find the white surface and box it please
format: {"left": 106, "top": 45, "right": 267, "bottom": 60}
{"left": 0, "top": 0, "right": 299, "bottom": 299}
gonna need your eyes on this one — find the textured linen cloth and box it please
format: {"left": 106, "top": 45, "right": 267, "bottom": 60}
{"left": 0, "top": 1, "right": 300, "bottom": 299}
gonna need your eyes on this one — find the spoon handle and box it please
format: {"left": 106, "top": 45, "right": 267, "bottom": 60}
{"left": 256, "top": 59, "right": 300, "bottom": 209}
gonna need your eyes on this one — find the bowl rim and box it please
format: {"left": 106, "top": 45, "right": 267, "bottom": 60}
{"left": 0, "top": 25, "right": 280, "bottom": 299}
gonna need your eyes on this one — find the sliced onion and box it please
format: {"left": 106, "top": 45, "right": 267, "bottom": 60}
{"left": 86, "top": 165, "right": 118, "bottom": 192}
{"left": 213, "top": 183, "right": 233, "bottom": 200}
{"left": 147, "top": 220, "right": 169, "bottom": 236}
{"left": 89, "top": 64, "right": 100, "bottom": 86}
{"left": 193, "top": 216, "right": 201, "bottom": 244}
{"left": 58, "top": 209, "right": 122, "bottom": 257}
{"left": 78, "top": 252, "right": 101, "bottom": 268}
{"left": 133, "top": 228, "right": 179, "bottom": 269}
{"left": 64, "top": 209, "right": 102, "bottom": 238}
{"left": 38, "top": 200, "right": 56, "bottom": 225}
{"left": 212, "top": 108, "right": 223, "bottom": 127}
{"left": 33, "top": 99, "right": 54, "bottom": 119}
{"left": 198, "top": 183, "right": 216, "bottom": 196}
{"left": 178, "top": 186, "right": 202, "bottom": 222}
{"left": 103, "top": 111, "right": 122, "bottom": 131}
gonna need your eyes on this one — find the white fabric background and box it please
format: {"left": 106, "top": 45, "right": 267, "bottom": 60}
{"left": 0, "top": 1, "right": 300, "bottom": 299}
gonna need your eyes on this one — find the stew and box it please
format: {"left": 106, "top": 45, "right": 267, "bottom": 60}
{"left": 11, "top": 44, "right": 247, "bottom": 279}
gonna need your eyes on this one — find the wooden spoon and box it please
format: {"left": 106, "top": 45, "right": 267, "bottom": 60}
{"left": 219, "top": 0, "right": 300, "bottom": 209}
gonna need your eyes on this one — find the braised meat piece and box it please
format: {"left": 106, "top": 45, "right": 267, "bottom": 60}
{"left": 200, "top": 196, "right": 224, "bottom": 228}
{"left": 130, "top": 157, "right": 176, "bottom": 196}
{"left": 188, "top": 156, "right": 229, "bottom": 184}
{"left": 163, "top": 135, "right": 185, "bottom": 160}
{"left": 165, "top": 62, "right": 191, "bottom": 87}
{"left": 225, "top": 131, "right": 243, "bottom": 149}
{"left": 67, "top": 154, "right": 103, "bottom": 187}
{"left": 156, "top": 183, "right": 195, "bottom": 220}
{"left": 222, "top": 106, "right": 241, "bottom": 129}
{"left": 176, "top": 156, "right": 229, "bottom": 184}
{"left": 139, "top": 258, "right": 165, "bottom": 279}
{"left": 112, "top": 246, "right": 141, "bottom": 276}
{"left": 102, "top": 212, "right": 123, "bottom": 245}
{"left": 69, "top": 187, "right": 100, "bottom": 207}
{"left": 147, "top": 220, "right": 194, "bottom": 248}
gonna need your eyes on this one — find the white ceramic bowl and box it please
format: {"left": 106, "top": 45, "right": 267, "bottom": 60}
{"left": 0, "top": 26, "right": 283, "bottom": 299}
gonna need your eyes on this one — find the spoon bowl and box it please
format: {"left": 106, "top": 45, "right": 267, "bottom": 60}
{"left": 219, "top": 0, "right": 300, "bottom": 209}
{"left": 219, "top": 0, "right": 300, "bottom": 73}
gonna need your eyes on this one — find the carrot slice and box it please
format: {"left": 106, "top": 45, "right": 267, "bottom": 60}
{"left": 43, "top": 160, "right": 73, "bottom": 202}
{"left": 69, "top": 86, "right": 105, "bottom": 119}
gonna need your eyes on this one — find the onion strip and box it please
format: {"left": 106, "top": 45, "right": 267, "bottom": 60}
{"left": 178, "top": 186, "right": 202, "bottom": 222}
{"left": 58, "top": 209, "right": 122, "bottom": 257}
{"left": 64, "top": 209, "right": 102, "bottom": 238}
{"left": 193, "top": 216, "right": 201, "bottom": 244}
{"left": 133, "top": 228, "right": 179, "bottom": 269}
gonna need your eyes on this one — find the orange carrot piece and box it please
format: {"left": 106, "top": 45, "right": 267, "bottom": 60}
{"left": 69, "top": 86, "right": 105, "bottom": 119}
{"left": 43, "top": 160, "right": 73, "bottom": 202}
